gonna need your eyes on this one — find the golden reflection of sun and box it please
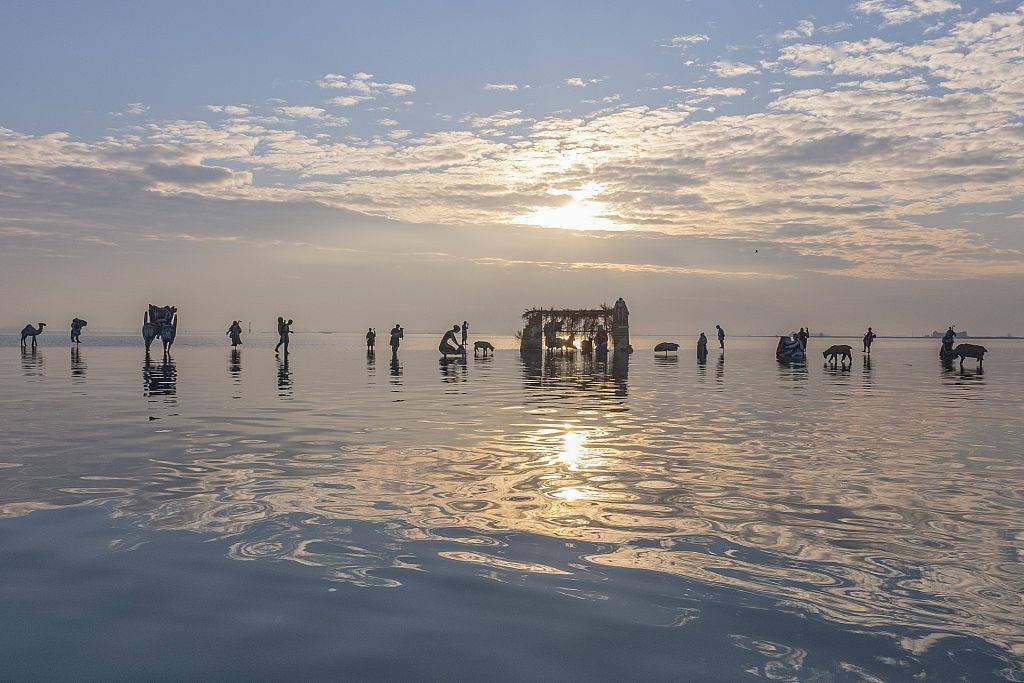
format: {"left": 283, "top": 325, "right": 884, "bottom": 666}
{"left": 518, "top": 183, "right": 625, "bottom": 231}
{"left": 559, "top": 429, "right": 587, "bottom": 470}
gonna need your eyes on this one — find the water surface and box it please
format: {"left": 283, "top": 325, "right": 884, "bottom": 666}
{"left": 1, "top": 334, "right": 1022, "bottom": 680}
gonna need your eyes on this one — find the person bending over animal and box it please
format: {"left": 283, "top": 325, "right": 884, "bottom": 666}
{"left": 474, "top": 341, "right": 495, "bottom": 357}
{"left": 21, "top": 323, "right": 46, "bottom": 348}
{"left": 823, "top": 344, "right": 853, "bottom": 367}
{"left": 439, "top": 325, "right": 465, "bottom": 357}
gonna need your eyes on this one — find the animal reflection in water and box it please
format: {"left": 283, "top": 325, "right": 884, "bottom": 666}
{"left": 20, "top": 347, "right": 44, "bottom": 377}
{"left": 143, "top": 353, "right": 177, "bottom": 398}
{"left": 277, "top": 355, "right": 293, "bottom": 398}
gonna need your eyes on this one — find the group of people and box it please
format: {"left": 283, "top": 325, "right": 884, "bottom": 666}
{"left": 367, "top": 324, "right": 407, "bottom": 358}
{"left": 696, "top": 324, "right": 726, "bottom": 359}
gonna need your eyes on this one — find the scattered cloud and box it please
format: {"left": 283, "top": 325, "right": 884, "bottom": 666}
{"left": 485, "top": 83, "right": 520, "bottom": 91}
{"left": 779, "top": 19, "right": 815, "bottom": 41}
{"left": 565, "top": 76, "right": 604, "bottom": 87}
{"left": 711, "top": 60, "right": 760, "bottom": 77}
{"left": 317, "top": 72, "right": 416, "bottom": 97}
{"left": 205, "top": 105, "right": 250, "bottom": 116}
{"left": 855, "top": 0, "right": 960, "bottom": 25}
{"left": 111, "top": 102, "right": 149, "bottom": 117}
{"left": 663, "top": 33, "right": 710, "bottom": 46}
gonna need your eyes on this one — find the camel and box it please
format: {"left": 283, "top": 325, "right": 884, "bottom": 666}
{"left": 474, "top": 341, "right": 495, "bottom": 357}
{"left": 20, "top": 323, "right": 46, "bottom": 348}
{"left": 823, "top": 344, "right": 853, "bottom": 368}
{"left": 160, "top": 316, "right": 177, "bottom": 354}
{"left": 654, "top": 342, "right": 680, "bottom": 356}
{"left": 949, "top": 343, "right": 986, "bottom": 369}
{"left": 143, "top": 304, "right": 177, "bottom": 353}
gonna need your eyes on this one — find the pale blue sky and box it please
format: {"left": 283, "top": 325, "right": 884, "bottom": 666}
{"left": 1, "top": 0, "right": 1022, "bottom": 333}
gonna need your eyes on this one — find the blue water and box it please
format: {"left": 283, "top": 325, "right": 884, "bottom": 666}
{"left": 1, "top": 333, "right": 1022, "bottom": 680}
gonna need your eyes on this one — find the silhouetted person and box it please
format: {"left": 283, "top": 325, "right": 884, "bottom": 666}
{"left": 70, "top": 318, "right": 87, "bottom": 345}
{"left": 21, "top": 323, "right": 46, "bottom": 348}
{"left": 697, "top": 332, "right": 708, "bottom": 360}
{"left": 941, "top": 326, "right": 956, "bottom": 358}
{"left": 389, "top": 323, "right": 403, "bottom": 355}
{"left": 275, "top": 317, "right": 293, "bottom": 354}
{"left": 863, "top": 327, "right": 876, "bottom": 353}
{"left": 594, "top": 325, "right": 609, "bottom": 359}
{"left": 716, "top": 324, "right": 725, "bottom": 349}
{"left": 798, "top": 327, "right": 809, "bottom": 351}
{"left": 439, "top": 324, "right": 465, "bottom": 356}
{"left": 227, "top": 320, "right": 243, "bottom": 347}
{"left": 461, "top": 321, "right": 468, "bottom": 347}
{"left": 366, "top": 327, "right": 376, "bottom": 352}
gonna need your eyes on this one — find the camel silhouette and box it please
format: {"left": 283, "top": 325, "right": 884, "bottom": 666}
{"left": 20, "top": 323, "right": 46, "bottom": 348}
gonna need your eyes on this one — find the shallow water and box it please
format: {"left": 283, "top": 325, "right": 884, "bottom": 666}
{"left": 1, "top": 333, "right": 1022, "bottom": 680}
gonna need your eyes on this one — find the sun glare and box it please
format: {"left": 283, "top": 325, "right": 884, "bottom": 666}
{"left": 518, "top": 183, "right": 626, "bottom": 231}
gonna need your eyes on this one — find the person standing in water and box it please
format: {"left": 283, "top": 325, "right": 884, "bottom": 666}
{"left": 439, "top": 324, "right": 465, "bottom": 357}
{"left": 366, "top": 327, "right": 376, "bottom": 352}
{"left": 461, "top": 321, "right": 469, "bottom": 348}
{"left": 275, "top": 317, "right": 293, "bottom": 354}
{"left": 798, "top": 327, "right": 809, "bottom": 351}
{"left": 716, "top": 324, "right": 725, "bottom": 350}
{"left": 389, "top": 324, "right": 403, "bottom": 358}
{"left": 227, "top": 320, "right": 243, "bottom": 347}
{"left": 863, "top": 327, "right": 876, "bottom": 353}
{"left": 70, "top": 318, "right": 87, "bottom": 345}
{"left": 697, "top": 332, "right": 709, "bottom": 360}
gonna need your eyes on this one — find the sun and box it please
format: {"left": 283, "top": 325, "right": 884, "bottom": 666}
{"left": 517, "top": 183, "right": 626, "bottom": 231}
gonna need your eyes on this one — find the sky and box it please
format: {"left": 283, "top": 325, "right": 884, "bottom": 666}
{"left": 1, "top": 0, "right": 1022, "bottom": 335}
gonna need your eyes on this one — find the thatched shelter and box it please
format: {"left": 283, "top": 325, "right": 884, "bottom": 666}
{"left": 519, "top": 298, "right": 630, "bottom": 355}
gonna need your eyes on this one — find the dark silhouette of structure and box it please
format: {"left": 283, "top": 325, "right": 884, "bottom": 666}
{"left": 227, "top": 321, "right": 243, "bottom": 347}
{"left": 519, "top": 299, "right": 630, "bottom": 358}
{"left": 823, "top": 344, "right": 853, "bottom": 368}
{"left": 71, "top": 318, "right": 87, "bottom": 344}
{"left": 654, "top": 342, "right": 679, "bottom": 356}
{"left": 275, "top": 317, "right": 293, "bottom": 354}
{"left": 863, "top": 327, "right": 876, "bottom": 353}
{"left": 20, "top": 323, "right": 46, "bottom": 348}
{"left": 439, "top": 324, "right": 465, "bottom": 357}
{"left": 777, "top": 333, "right": 807, "bottom": 363}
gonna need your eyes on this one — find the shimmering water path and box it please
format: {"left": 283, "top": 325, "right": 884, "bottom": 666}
{"left": 1, "top": 334, "right": 1022, "bottom": 680}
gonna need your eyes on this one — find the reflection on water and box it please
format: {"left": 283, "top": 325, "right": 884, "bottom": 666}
{"left": 0, "top": 336, "right": 1022, "bottom": 678}
{"left": 20, "top": 346, "right": 44, "bottom": 378}
{"left": 276, "top": 355, "right": 292, "bottom": 399}
{"left": 71, "top": 347, "right": 87, "bottom": 381}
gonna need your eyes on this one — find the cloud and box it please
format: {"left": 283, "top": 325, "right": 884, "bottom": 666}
{"left": 779, "top": 19, "right": 815, "bottom": 41}
{"left": 376, "top": 118, "right": 399, "bottom": 127}
{"left": 205, "top": 105, "right": 250, "bottom": 116}
{"left": 565, "top": 76, "right": 603, "bottom": 87}
{"left": 111, "top": 102, "right": 149, "bottom": 117}
{"left": 663, "top": 33, "right": 710, "bottom": 46}
{"left": 327, "top": 95, "right": 372, "bottom": 106}
{"left": 316, "top": 72, "right": 416, "bottom": 98}
{"left": 711, "top": 60, "right": 760, "bottom": 77}
{"left": 484, "top": 83, "right": 519, "bottom": 92}
{"left": 855, "top": 0, "right": 960, "bottom": 25}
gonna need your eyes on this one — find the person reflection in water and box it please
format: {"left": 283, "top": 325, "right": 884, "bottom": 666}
{"left": 227, "top": 320, "right": 243, "bottom": 347}
{"left": 277, "top": 354, "right": 292, "bottom": 398}
{"left": 275, "top": 317, "right": 293, "bottom": 354}
{"left": 229, "top": 348, "right": 242, "bottom": 381}
{"left": 439, "top": 324, "right": 465, "bottom": 357}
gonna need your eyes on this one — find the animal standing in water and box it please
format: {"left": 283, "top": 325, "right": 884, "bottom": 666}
{"left": 20, "top": 323, "right": 46, "bottom": 348}
{"left": 474, "top": 341, "right": 495, "bottom": 357}
{"left": 71, "top": 318, "right": 87, "bottom": 344}
{"left": 143, "top": 305, "right": 177, "bottom": 353}
{"left": 823, "top": 344, "right": 853, "bottom": 368}
{"left": 948, "top": 343, "right": 986, "bottom": 369}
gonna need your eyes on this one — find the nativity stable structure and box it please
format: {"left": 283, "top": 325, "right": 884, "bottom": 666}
{"left": 519, "top": 297, "right": 630, "bottom": 355}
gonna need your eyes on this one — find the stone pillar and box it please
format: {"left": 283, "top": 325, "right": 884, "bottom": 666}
{"left": 519, "top": 313, "right": 543, "bottom": 353}
{"left": 612, "top": 298, "right": 630, "bottom": 356}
